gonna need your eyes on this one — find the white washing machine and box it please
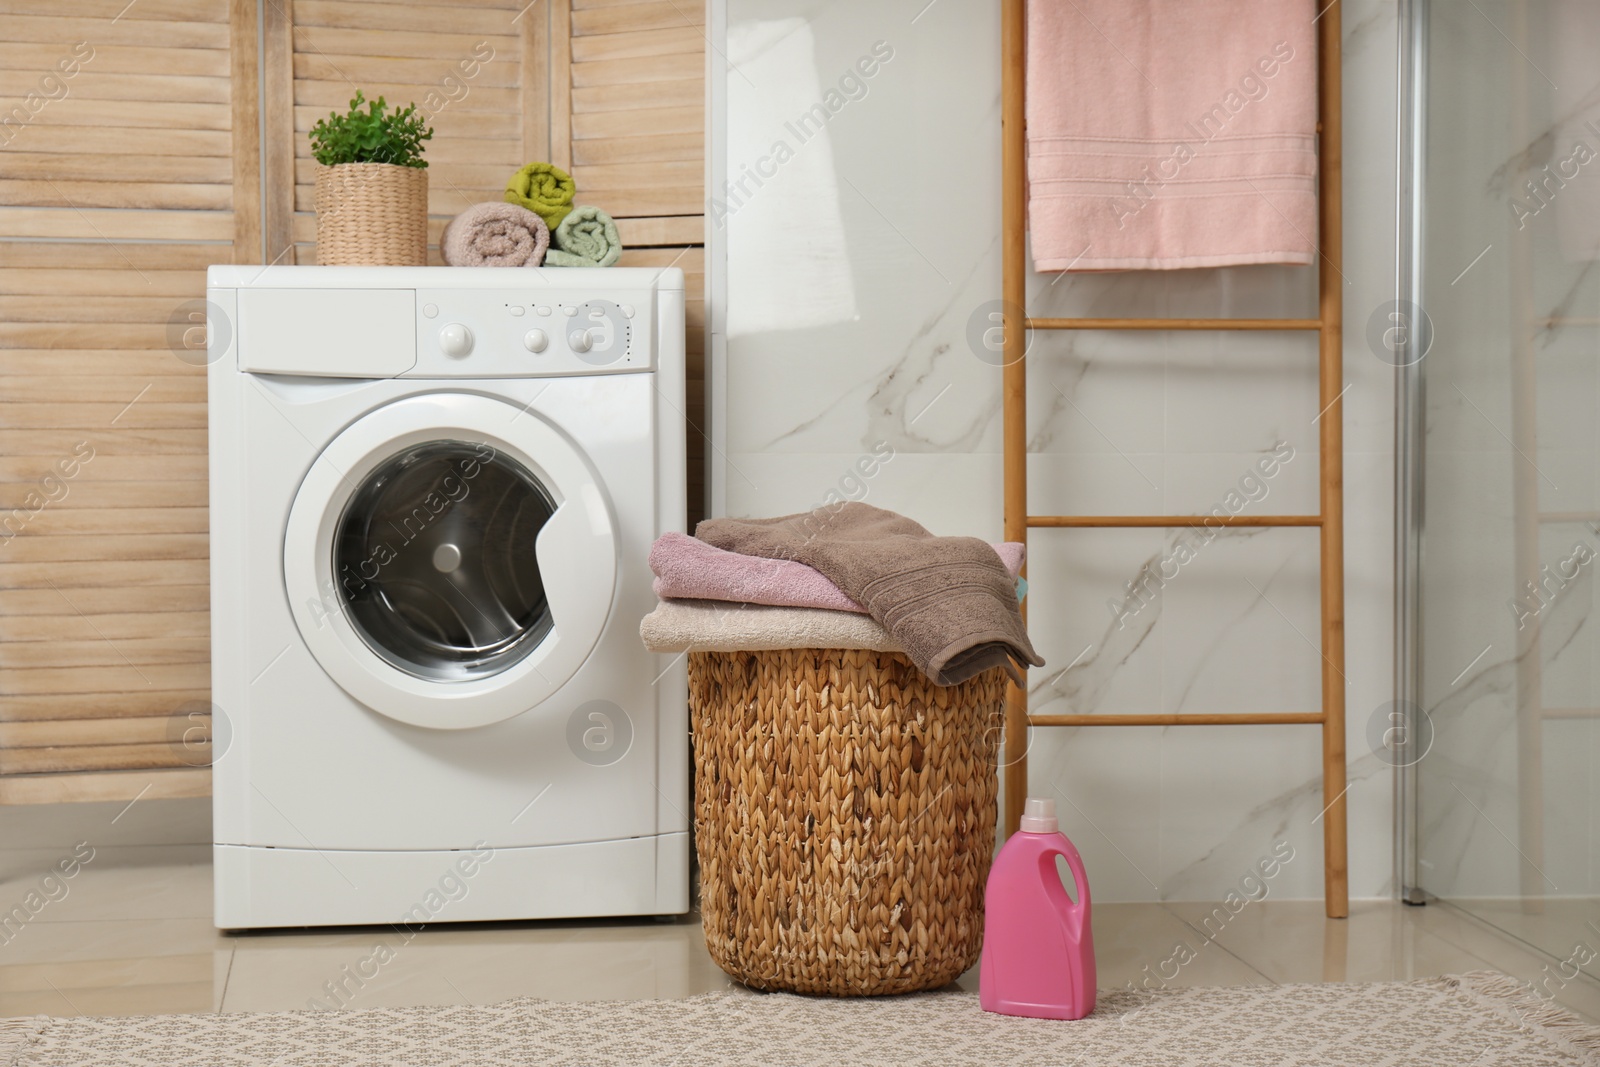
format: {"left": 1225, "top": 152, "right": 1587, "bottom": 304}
{"left": 205, "top": 265, "right": 688, "bottom": 929}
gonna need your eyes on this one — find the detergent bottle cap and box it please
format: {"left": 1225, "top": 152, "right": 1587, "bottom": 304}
{"left": 1019, "top": 797, "right": 1058, "bottom": 834}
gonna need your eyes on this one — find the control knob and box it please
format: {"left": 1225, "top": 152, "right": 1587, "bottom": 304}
{"left": 439, "top": 323, "right": 474, "bottom": 358}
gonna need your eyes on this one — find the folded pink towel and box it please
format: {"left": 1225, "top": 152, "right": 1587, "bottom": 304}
{"left": 441, "top": 201, "right": 549, "bottom": 267}
{"left": 650, "top": 531, "right": 1024, "bottom": 613}
{"left": 1026, "top": 1, "right": 1318, "bottom": 271}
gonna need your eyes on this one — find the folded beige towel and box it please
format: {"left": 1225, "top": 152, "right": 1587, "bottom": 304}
{"left": 696, "top": 503, "right": 1043, "bottom": 686}
{"left": 440, "top": 202, "right": 549, "bottom": 267}
{"left": 640, "top": 599, "right": 901, "bottom": 654}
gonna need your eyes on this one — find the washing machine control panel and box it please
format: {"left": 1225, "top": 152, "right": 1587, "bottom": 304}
{"left": 408, "top": 288, "right": 654, "bottom": 378}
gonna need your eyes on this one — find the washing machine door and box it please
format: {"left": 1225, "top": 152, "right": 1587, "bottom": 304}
{"left": 283, "top": 393, "right": 617, "bottom": 729}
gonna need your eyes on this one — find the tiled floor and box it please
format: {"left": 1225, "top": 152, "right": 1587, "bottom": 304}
{"left": 2, "top": 849, "right": 1598, "bottom": 1024}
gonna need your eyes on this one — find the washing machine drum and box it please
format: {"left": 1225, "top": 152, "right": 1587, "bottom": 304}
{"left": 284, "top": 394, "right": 617, "bottom": 729}
{"left": 334, "top": 441, "right": 556, "bottom": 680}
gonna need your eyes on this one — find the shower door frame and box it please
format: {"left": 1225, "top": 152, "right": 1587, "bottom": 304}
{"left": 1394, "top": 0, "right": 1428, "bottom": 905}
{"left": 1397, "top": 0, "right": 1597, "bottom": 906}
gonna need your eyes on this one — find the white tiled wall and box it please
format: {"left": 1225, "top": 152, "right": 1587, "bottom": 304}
{"left": 714, "top": 0, "right": 1401, "bottom": 902}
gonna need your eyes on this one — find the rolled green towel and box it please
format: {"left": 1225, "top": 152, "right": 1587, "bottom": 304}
{"left": 544, "top": 205, "right": 623, "bottom": 268}
{"left": 503, "top": 162, "right": 575, "bottom": 230}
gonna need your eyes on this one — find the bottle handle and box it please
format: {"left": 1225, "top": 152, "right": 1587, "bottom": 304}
{"left": 1039, "top": 838, "right": 1091, "bottom": 935}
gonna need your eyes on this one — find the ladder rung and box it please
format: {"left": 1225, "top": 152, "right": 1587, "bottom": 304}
{"left": 1028, "top": 514, "right": 1321, "bottom": 529}
{"left": 1542, "top": 707, "right": 1600, "bottom": 720}
{"left": 1030, "top": 712, "right": 1325, "bottom": 727}
{"left": 1025, "top": 317, "right": 1323, "bottom": 331}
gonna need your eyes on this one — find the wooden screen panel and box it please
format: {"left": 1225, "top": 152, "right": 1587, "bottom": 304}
{"left": 0, "top": 1, "right": 248, "bottom": 803}
{"left": 565, "top": 0, "right": 703, "bottom": 216}
{"left": 279, "top": 0, "right": 543, "bottom": 264}
{"left": 564, "top": 0, "right": 706, "bottom": 522}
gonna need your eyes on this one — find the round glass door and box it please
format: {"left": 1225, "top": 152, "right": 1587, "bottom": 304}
{"left": 333, "top": 441, "right": 556, "bottom": 681}
{"left": 283, "top": 392, "right": 617, "bottom": 729}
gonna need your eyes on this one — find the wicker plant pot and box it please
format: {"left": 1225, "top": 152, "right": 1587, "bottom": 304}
{"left": 691, "top": 648, "right": 1006, "bottom": 996}
{"left": 313, "top": 162, "right": 428, "bottom": 265}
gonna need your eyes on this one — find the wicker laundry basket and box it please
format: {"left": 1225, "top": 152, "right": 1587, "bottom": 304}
{"left": 313, "top": 162, "right": 428, "bottom": 266}
{"left": 690, "top": 648, "right": 1006, "bottom": 996}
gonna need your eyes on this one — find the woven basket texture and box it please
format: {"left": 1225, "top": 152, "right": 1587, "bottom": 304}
{"left": 313, "top": 163, "right": 428, "bottom": 265}
{"left": 690, "top": 648, "right": 1005, "bottom": 996}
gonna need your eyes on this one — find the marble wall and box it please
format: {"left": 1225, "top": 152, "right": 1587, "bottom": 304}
{"left": 713, "top": 0, "right": 1402, "bottom": 902}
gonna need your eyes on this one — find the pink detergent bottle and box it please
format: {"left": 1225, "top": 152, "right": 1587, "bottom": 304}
{"left": 979, "top": 797, "right": 1096, "bottom": 1020}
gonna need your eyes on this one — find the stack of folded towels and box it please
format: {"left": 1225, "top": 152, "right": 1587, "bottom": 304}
{"left": 641, "top": 503, "right": 1044, "bottom": 686}
{"left": 440, "top": 161, "right": 623, "bottom": 268}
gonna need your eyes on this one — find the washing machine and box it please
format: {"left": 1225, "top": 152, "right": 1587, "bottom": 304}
{"left": 205, "top": 265, "right": 688, "bottom": 929}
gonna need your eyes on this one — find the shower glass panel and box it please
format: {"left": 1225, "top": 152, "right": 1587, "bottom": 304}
{"left": 1415, "top": 0, "right": 1600, "bottom": 974}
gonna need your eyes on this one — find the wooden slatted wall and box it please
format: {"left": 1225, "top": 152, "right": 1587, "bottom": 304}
{"left": 278, "top": 0, "right": 537, "bottom": 261}
{"left": 0, "top": 0, "right": 257, "bottom": 802}
{"left": 0, "top": 0, "right": 705, "bottom": 803}
{"left": 563, "top": 0, "right": 707, "bottom": 521}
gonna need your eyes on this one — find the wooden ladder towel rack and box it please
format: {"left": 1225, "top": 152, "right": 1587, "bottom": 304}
{"left": 999, "top": 0, "right": 1349, "bottom": 918}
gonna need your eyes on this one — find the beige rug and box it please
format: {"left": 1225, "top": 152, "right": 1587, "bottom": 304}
{"left": 3, "top": 972, "right": 1597, "bottom": 1066}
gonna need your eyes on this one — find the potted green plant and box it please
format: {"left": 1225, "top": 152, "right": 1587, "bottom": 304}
{"left": 309, "top": 91, "right": 434, "bottom": 265}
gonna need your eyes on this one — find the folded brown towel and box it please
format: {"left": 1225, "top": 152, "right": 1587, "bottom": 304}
{"left": 695, "top": 503, "right": 1043, "bottom": 686}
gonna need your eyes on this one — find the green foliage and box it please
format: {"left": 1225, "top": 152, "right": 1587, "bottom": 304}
{"left": 308, "top": 90, "right": 433, "bottom": 169}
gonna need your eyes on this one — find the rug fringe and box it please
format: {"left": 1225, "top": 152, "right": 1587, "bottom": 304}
{"left": 1425, "top": 970, "right": 1600, "bottom": 1057}
{"left": 0, "top": 1016, "right": 47, "bottom": 1067}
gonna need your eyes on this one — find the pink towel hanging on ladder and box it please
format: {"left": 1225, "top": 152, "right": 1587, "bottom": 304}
{"left": 1026, "top": 0, "right": 1320, "bottom": 271}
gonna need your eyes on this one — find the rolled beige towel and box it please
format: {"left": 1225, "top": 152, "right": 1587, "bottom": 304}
{"left": 441, "top": 202, "right": 549, "bottom": 267}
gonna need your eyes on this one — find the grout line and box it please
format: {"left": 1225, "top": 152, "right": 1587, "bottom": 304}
{"left": 1429, "top": 898, "right": 1600, "bottom": 998}
{"left": 1405, "top": 915, "right": 1514, "bottom": 982}
{"left": 216, "top": 941, "right": 238, "bottom": 1015}
{"left": 1156, "top": 901, "right": 1280, "bottom": 987}
{"left": 43, "top": 978, "right": 87, "bottom": 1017}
